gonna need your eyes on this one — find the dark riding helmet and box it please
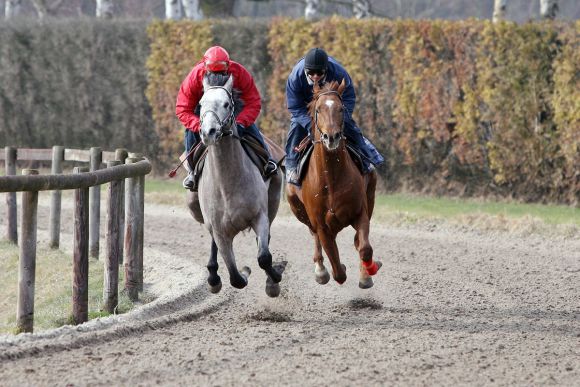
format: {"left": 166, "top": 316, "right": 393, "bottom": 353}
{"left": 304, "top": 48, "right": 328, "bottom": 72}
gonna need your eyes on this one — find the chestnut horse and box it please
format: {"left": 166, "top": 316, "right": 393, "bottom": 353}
{"left": 286, "top": 79, "right": 382, "bottom": 289}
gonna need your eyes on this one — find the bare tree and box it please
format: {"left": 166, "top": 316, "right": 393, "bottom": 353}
{"left": 353, "top": 0, "right": 371, "bottom": 18}
{"left": 96, "top": 0, "right": 114, "bottom": 18}
{"left": 5, "top": 0, "right": 23, "bottom": 19}
{"left": 182, "top": 0, "right": 203, "bottom": 19}
{"left": 493, "top": 0, "right": 507, "bottom": 22}
{"left": 305, "top": 0, "right": 320, "bottom": 20}
{"left": 30, "top": 0, "right": 65, "bottom": 19}
{"left": 540, "top": 0, "right": 558, "bottom": 19}
{"left": 166, "top": 0, "right": 181, "bottom": 19}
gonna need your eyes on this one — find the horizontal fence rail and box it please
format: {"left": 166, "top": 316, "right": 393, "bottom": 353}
{"left": 1, "top": 146, "right": 151, "bottom": 333}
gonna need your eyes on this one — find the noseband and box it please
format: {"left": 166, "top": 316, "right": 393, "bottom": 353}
{"left": 200, "top": 86, "right": 237, "bottom": 141}
{"left": 313, "top": 90, "right": 346, "bottom": 145}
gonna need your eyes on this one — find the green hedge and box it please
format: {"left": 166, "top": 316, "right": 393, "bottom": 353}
{"left": 1, "top": 18, "right": 577, "bottom": 204}
{"left": 0, "top": 19, "right": 156, "bottom": 156}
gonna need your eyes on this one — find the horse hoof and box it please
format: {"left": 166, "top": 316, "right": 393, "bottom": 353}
{"left": 315, "top": 270, "right": 330, "bottom": 285}
{"left": 265, "top": 281, "right": 281, "bottom": 298}
{"left": 358, "top": 277, "right": 374, "bottom": 289}
{"left": 208, "top": 281, "right": 222, "bottom": 294}
{"left": 240, "top": 266, "right": 252, "bottom": 280}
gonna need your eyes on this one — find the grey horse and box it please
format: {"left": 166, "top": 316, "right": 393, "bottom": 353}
{"left": 186, "top": 74, "right": 285, "bottom": 297}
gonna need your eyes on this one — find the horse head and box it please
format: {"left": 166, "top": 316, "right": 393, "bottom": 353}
{"left": 310, "top": 78, "right": 347, "bottom": 151}
{"left": 200, "top": 74, "right": 236, "bottom": 146}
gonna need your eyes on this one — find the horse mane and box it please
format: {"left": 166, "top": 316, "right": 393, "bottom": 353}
{"left": 194, "top": 73, "right": 244, "bottom": 117}
{"left": 307, "top": 80, "right": 341, "bottom": 120}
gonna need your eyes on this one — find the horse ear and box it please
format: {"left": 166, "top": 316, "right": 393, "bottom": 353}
{"left": 313, "top": 80, "right": 321, "bottom": 94}
{"left": 337, "top": 78, "right": 346, "bottom": 96}
{"left": 225, "top": 75, "right": 234, "bottom": 92}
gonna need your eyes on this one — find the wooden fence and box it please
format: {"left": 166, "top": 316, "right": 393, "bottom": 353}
{"left": 0, "top": 146, "right": 151, "bottom": 333}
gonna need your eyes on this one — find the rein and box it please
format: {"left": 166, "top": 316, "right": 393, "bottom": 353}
{"left": 312, "top": 90, "right": 346, "bottom": 145}
{"left": 200, "top": 85, "right": 239, "bottom": 142}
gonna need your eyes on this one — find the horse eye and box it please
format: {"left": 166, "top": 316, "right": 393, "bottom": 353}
{"left": 224, "top": 102, "right": 230, "bottom": 109}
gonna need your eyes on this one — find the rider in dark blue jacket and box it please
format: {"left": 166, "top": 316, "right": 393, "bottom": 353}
{"left": 285, "top": 47, "right": 384, "bottom": 186}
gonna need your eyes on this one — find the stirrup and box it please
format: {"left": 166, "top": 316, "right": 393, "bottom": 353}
{"left": 183, "top": 173, "right": 195, "bottom": 190}
{"left": 264, "top": 160, "right": 278, "bottom": 178}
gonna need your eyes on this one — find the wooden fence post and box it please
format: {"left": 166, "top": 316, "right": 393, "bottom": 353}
{"left": 115, "top": 148, "right": 128, "bottom": 265}
{"left": 5, "top": 146, "right": 17, "bottom": 244}
{"left": 129, "top": 153, "right": 145, "bottom": 292}
{"left": 16, "top": 169, "right": 39, "bottom": 333}
{"left": 89, "top": 147, "right": 102, "bottom": 259}
{"left": 49, "top": 145, "right": 64, "bottom": 249}
{"left": 73, "top": 166, "right": 90, "bottom": 325}
{"left": 124, "top": 157, "right": 141, "bottom": 301}
{"left": 104, "top": 160, "right": 122, "bottom": 313}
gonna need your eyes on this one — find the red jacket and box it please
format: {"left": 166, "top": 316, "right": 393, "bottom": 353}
{"left": 175, "top": 60, "right": 261, "bottom": 132}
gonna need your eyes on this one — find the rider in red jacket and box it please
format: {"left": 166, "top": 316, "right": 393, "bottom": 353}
{"left": 176, "top": 46, "right": 276, "bottom": 190}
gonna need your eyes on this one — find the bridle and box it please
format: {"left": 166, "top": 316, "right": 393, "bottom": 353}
{"left": 199, "top": 86, "right": 238, "bottom": 141}
{"left": 313, "top": 90, "right": 346, "bottom": 145}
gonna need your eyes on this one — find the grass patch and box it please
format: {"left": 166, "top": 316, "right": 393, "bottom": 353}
{"left": 0, "top": 240, "right": 135, "bottom": 334}
{"left": 143, "top": 176, "right": 579, "bottom": 232}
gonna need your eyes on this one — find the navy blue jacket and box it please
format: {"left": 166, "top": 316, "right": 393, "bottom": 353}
{"left": 286, "top": 56, "right": 356, "bottom": 129}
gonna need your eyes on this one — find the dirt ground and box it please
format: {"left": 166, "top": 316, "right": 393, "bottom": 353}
{"left": 0, "top": 195, "right": 579, "bottom": 386}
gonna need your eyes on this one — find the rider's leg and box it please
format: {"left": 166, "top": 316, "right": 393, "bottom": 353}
{"left": 285, "top": 121, "right": 309, "bottom": 185}
{"left": 183, "top": 129, "right": 199, "bottom": 189}
{"left": 343, "top": 120, "right": 374, "bottom": 173}
{"left": 239, "top": 123, "right": 278, "bottom": 177}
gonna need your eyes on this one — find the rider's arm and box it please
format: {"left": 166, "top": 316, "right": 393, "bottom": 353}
{"left": 176, "top": 65, "right": 204, "bottom": 133}
{"left": 234, "top": 64, "right": 261, "bottom": 127}
{"left": 340, "top": 71, "right": 356, "bottom": 118}
{"left": 286, "top": 74, "right": 311, "bottom": 130}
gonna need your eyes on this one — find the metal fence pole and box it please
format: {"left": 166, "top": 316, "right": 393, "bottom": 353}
{"left": 5, "top": 146, "right": 17, "bottom": 244}
{"left": 73, "top": 167, "right": 90, "bottom": 325}
{"left": 49, "top": 145, "right": 64, "bottom": 249}
{"left": 16, "top": 169, "right": 39, "bottom": 333}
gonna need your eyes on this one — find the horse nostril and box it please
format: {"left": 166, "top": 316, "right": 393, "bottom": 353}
{"left": 333, "top": 133, "right": 341, "bottom": 142}
{"left": 208, "top": 128, "right": 217, "bottom": 137}
{"left": 322, "top": 133, "right": 329, "bottom": 141}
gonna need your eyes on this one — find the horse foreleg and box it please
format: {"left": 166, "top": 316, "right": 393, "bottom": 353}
{"left": 318, "top": 230, "right": 347, "bottom": 284}
{"left": 214, "top": 235, "right": 250, "bottom": 289}
{"left": 206, "top": 238, "right": 222, "bottom": 293}
{"left": 311, "top": 231, "right": 330, "bottom": 284}
{"left": 354, "top": 215, "right": 382, "bottom": 289}
{"left": 252, "top": 215, "right": 285, "bottom": 298}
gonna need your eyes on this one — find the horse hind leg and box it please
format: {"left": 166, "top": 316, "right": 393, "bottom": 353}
{"left": 312, "top": 231, "right": 330, "bottom": 285}
{"left": 318, "top": 230, "right": 347, "bottom": 284}
{"left": 214, "top": 235, "right": 250, "bottom": 289}
{"left": 207, "top": 238, "right": 222, "bottom": 293}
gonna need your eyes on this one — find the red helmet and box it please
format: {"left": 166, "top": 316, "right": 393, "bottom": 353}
{"left": 203, "top": 46, "right": 230, "bottom": 72}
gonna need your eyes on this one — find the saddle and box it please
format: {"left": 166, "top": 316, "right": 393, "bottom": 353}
{"left": 295, "top": 137, "right": 364, "bottom": 184}
{"left": 182, "top": 135, "right": 286, "bottom": 192}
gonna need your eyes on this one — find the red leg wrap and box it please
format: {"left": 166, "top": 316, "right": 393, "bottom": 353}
{"left": 362, "top": 259, "right": 379, "bottom": 276}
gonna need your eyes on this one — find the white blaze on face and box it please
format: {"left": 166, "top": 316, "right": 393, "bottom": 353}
{"left": 325, "top": 100, "right": 335, "bottom": 109}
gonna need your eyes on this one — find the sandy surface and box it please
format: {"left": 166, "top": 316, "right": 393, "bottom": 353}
{"left": 0, "top": 193, "right": 579, "bottom": 386}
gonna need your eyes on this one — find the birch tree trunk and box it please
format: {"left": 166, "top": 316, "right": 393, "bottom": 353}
{"left": 493, "top": 0, "right": 507, "bottom": 23}
{"left": 5, "top": 0, "right": 23, "bottom": 19}
{"left": 540, "top": 0, "right": 558, "bottom": 19}
{"left": 305, "top": 0, "right": 320, "bottom": 21}
{"left": 353, "top": 0, "right": 371, "bottom": 19}
{"left": 96, "top": 0, "right": 114, "bottom": 19}
{"left": 182, "top": 0, "right": 203, "bottom": 20}
{"left": 166, "top": 0, "right": 182, "bottom": 19}
{"left": 30, "top": 0, "right": 64, "bottom": 19}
